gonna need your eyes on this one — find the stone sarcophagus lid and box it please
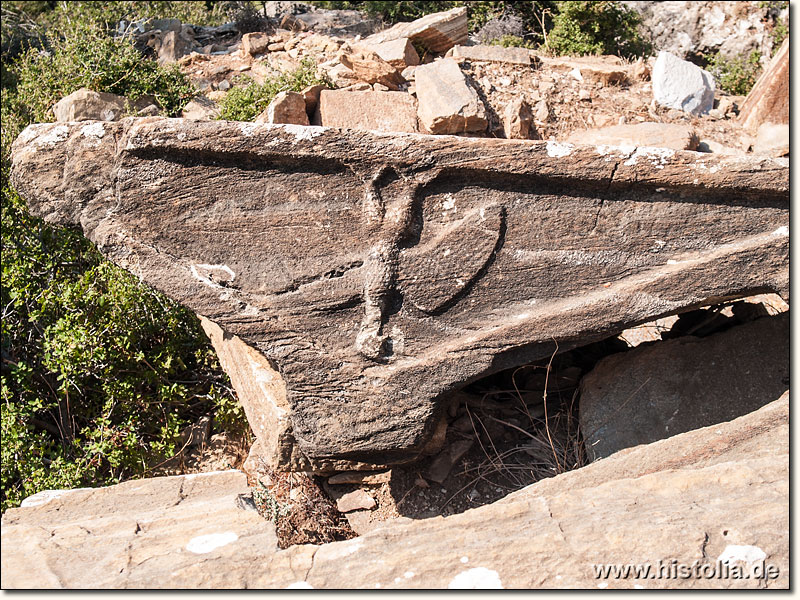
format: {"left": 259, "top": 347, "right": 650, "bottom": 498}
{"left": 11, "top": 118, "right": 789, "bottom": 472}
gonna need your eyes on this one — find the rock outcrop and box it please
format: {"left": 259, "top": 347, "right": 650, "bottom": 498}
{"left": 364, "top": 6, "right": 468, "bottom": 53}
{"left": 10, "top": 118, "right": 789, "bottom": 472}
{"left": 738, "top": 37, "right": 789, "bottom": 133}
{"left": 1, "top": 394, "right": 788, "bottom": 588}
{"left": 580, "top": 312, "right": 789, "bottom": 460}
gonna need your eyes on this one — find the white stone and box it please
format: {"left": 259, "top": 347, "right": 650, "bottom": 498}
{"left": 652, "top": 51, "right": 715, "bottom": 115}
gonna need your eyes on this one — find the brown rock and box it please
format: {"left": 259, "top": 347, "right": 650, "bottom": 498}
{"left": 327, "top": 470, "right": 391, "bottom": 485}
{"left": 338, "top": 47, "right": 405, "bottom": 91}
{"left": 580, "top": 313, "right": 789, "bottom": 461}
{"left": 300, "top": 84, "right": 326, "bottom": 116}
{"left": 415, "top": 58, "right": 488, "bottom": 134}
{"left": 364, "top": 6, "right": 467, "bottom": 53}
{"left": 544, "top": 55, "right": 629, "bottom": 85}
{"left": 753, "top": 122, "right": 789, "bottom": 157}
{"left": 503, "top": 98, "right": 536, "bottom": 140}
{"left": 180, "top": 96, "right": 220, "bottom": 120}
{"left": 0, "top": 396, "right": 788, "bottom": 588}
{"left": 739, "top": 37, "right": 788, "bottom": 133}
{"left": 448, "top": 44, "right": 531, "bottom": 65}
{"left": 336, "top": 490, "right": 376, "bottom": 513}
{"left": 10, "top": 119, "right": 788, "bottom": 471}
{"left": 566, "top": 122, "right": 699, "bottom": 151}
{"left": 53, "top": 88, "right": 128, "bottom": 122}
{"left": 241, "top": 32, "right": 270, "bottom": 57}
{"left": 156, "top": 29, "right": 195, "bottom": 65}
{"left": 316, "top": 90, "right": 418, "bottom": 133}
{"left": 364, "top": 38, "right": 420, "bottom": 70}
{"left": 255, "top": 91, "right": 309, "bottom": 125}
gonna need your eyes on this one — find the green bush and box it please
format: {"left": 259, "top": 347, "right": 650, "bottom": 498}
{"left": 706, "top": 49, "right": 762, "bottom": 96}
{"left": 1, "top": 5, "right": 243, "bottom": 512}
{"left": 544, "top": 1, "right": 652, "bottom": 59}
{"left": 217, "top": 58, "right": 330, "bottom": 121}
{"left": 488, "top": 34, "right": 536, "bottom": 49}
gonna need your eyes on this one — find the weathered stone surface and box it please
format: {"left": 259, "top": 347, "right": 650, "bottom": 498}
{"left": 503, "top": 98, "right": 535, "bottom": 140}
{"left": 652, "top": 51, "right": 715, "bottom": 115}
{"left": 180, "top": 96, "right": 220, "bottom": 120}
{"left": 335, "top": 489, "right": 377, "bottom": 513}
{"left": 10, "top": 118, "right": 789, "bottom": 471}
{"left": 327, "top": 470, "right": 391, "bottom": 486}
{"left": 338, "top": 46, "right": 405, "bottom": 90}
{"left": 365, "top": 6, "right": 467, "bottom": 53}
{"left": 255, "top": 91, "right": 309, "bottom": 125}
{"left": 156, "top": 29, "right": 195, "bottom": 65}
{"left": 364, "top": 38, "right": 420, "bottom": 70}
{"left": 739, "top": 37, "right": 789, "bottom": 133}
{"left": 300, "top": 83, "right": 326, "bottom": 115}
{"left": 415, "top": 58, "right": 488, "bottom": 134}
{"left": 448, "top": 44, "right": 531, "bottom": 65}
{"left": 316, "top": 90, "right": 418, "bottom": 133}
{"left": 753, "top": 122, "right": 789, "bottom": 158}
{"left": 53, "top": 88, "right": 127, "bottom": 122}
{"left": 581, "top": 312, "right": 789, "bottom": 461}
{"left": 541, "top": 55, "right": 629, "bottom": 85}
{"left": 566, "top": 122, "right": 699, "bottom": 151}
{"left": 1, "top": 395, "right": 788, "bottom": 588}
{"left": 240, "top": 32, "right": 270, "bottom": 57}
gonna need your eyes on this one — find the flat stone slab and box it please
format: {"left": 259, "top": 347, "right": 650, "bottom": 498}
{"left": 447, "top": 44, "right": 531, "bottom": 65}
{"left": 10, "top": 118, "right": 789, "bottom": 471}
{"left": 1, "top": 395, "right": 788, "bottom": 588}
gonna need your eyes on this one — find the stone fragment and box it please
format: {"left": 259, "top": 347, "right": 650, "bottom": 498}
{"left": 542, "top": 56, "right": 628, "bottom": 85}
{"left": 566, "top": 122, "right": 699, "bottom": 151}
{"left": 580, "top": 312, "right": 789, "bottom": 461}
{"left": 10, "top": 119, "right": 789, "bottom": 471}
{"left": 156, "top": 29, "right": 195, "bottom": 65}
{"left": 447, "top": 44, "right": 531, "bottom": 65}
{"left": 241, "top": 32, "right": 270, "bottom": 57}
{"left": 327, "top": 470, "right": 391, "bottom": 485}
{"left": 415, "top": 58, "right": 487, "bottom": 134}
{"left": 336, "top": 490, "right": 376, "bottom": 513}
{"left": 338, "top": 47, "right": 405, "bottom": 90}
{"left": 534, "top": 99, "right": 549, "bottom": 123}
{"left": 53, "top": 88, "right": 127, "bottom": 122}
{"left": 652, "top": 50, "right": 715, "bottom": 115}
{"left": 180, "top": 96, "right": 220, "bottom": 120}
{"left": 739, "top": 37, "right": 789, "bottom": 133}
{"left": 503, "top": 98, "right": 536, "bottom": 140}
{"left": 364, "top": 38, "right": 420, "bottom": 70}
{"left": 753, "top": 122, "right": 789, "bottom": 158}
{"left": 300, "top": 83, "right": 326, "bottom": 115}
{"left": 631, "top": 57, "right": 651, "bottom": 81}
{"left": 364, "top": 6, "right": 467, "bottom": 53}
{"left": 316, "top": 90, "right": 418, "bottom": 133}
{"left": 0, "top": 396, "right": 788, "bottom": 588}
{"left": 255, "top": 91, "right": 309, "bottom": 125}
{"left": 425, "top": 440, "right": 473, "bottom": 483}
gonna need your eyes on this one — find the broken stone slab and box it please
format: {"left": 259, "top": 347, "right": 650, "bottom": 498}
{"left": 255, "top": 91, "right": 309, "bottom": 125}
{"left": 53, "top": 88, "right": 128, "bottom": 122}
{"left": 503, "top": 98, "right": 536, "bottom": 140}
{"left": 363, "top": 38, "right": 420, "bottom": 70}
{"left": 364, "top": 6, "right": 467, "bottom": 53}
{"left": 338, "top": 46, "right": 405, "bottom": 91}
{"left": 1, "top": 395, "right": 788, "bottom": 588}
{"left": 415, "top": 58, "right": 488, "bottom": 134}
{"left": 10, "top": 118, "right": 789, "bottom": 472}
{"left": 753, "top": 122, "right": 789, "bottom": 158}
{"left": 738, "top": 37, "right": 789, "bottom": 133}
{"left": 539, "top": 55, "right": 628, "bottom": 85}
{"left": 566, "top": 122, "right": 699, "bottom": 151}
{"left": 316, "top": 90, "right": 418, "bottom": 133}
{"left": 652, "top": 50, "right": 715, "bottom": 115}
{"left": 580, "top": 312, "right": 789, "bottom": 461}
{"left": 447, "top": 44, "right": 531, "bottom": 65}
{"left": 335, "top": 489, "right": 377, "bottom": 513}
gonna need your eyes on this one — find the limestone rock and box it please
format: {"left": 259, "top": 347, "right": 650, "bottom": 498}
{"left": 338, "top": 46, "right": 405, "bottom": 91}
{"left": 180, "top": 96, "right": 220, "bottom": 120}
{"left": 316, "top": 90, "right": 418, "bottom": 133}
{"left": 53, "top": 88, "right": 127, "bottom": 122}
{"left": 10, "top": 118, "right": 789, "bottom": 471}
{"left": 503, "top": 98, "right": 536, "bottom": 140}
{"left": 241, "top": 32, "right": 270, "bottom": 57}
{"left": 652, "top": 51, "right": 715, "bottom": 115}
{"left": 255, "top": 91, "right": 309, "bottom": 125}
{"left": 738, "top": 37, "right": 789, "bottom": 133}
{"left": 415, "top": 58, "right": 488, "bottom": 134}
{"left": 335, "top": 490, "right": 377, "bottom": 513}
{"left": 365, "top": 6, "right": 467, "bottom": 53}
{"left": 448, "top": 44, "right": 531, "bottom": 65}
{"left": 566, "top": 122, "right": 698, "bottom": 151}
{"left": 753, "top": 122, "right": 789, "bottom": 158}
{"left": 364, "top": 38, "right": 420, "bottom": 70}
{"left": 1, "top": 396, "right": 788, "bottom": 588}
{"left": 580, "top": 312, "right": 789, "bottom": 461}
